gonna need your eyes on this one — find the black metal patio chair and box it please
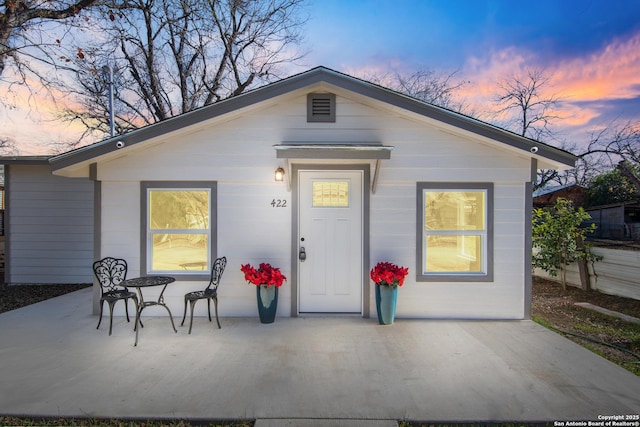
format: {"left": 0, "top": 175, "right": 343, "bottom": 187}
{"left": 181, "top": 256, "right": 227, "bottom": 334}
{"left": 93, "top": 257, "right": 139, "bottom": 336}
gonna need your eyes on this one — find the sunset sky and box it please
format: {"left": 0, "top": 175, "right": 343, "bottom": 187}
{"left": 2, "top": 0, "right": 640, "bottom": 155}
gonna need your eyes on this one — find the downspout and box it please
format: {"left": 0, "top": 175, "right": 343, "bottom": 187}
{"left": 90, "top": 163, "right": 102, "bottom": 315}
{"left": 524, "top": 158, "right": 537, "bottom": 319}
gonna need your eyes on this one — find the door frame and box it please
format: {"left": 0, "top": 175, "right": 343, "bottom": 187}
{"left": 290, "top": 164, "right": 371, "bottom": 317}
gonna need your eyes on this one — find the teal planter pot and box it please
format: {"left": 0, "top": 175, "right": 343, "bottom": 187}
{"left": 257, "top": 285, "right": 278, "bottom": 324}
{"left": 375, "top": 285, "right": 398, "bottom": 325}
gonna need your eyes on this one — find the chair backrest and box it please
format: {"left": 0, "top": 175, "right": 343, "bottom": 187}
{"left": 206, "top": 256, "right": 227, "bottom": 291}
{"left": 93, "top": 257, "right": 128, "bottom": 292}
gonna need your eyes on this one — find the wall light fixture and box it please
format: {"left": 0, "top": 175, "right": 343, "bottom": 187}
{"left": 275, "top": 167, "right": 285, "bottom": 182}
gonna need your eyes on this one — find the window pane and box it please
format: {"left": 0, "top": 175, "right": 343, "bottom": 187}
{"left": 424, "top": 191, "right": 485, "bottom": 231}
{"left": 425, "top": 235, "right": 483, "bottom": 273}
{"left": 151, "top": 233, "right": 208, "bottom": 271}
{"left": 312, "top": 181, "right": 349, "bottom": 207}
{"left": 148, "top": 188, "right": 210, "bottom": 272}
{"left": 150, "top": 190, "right": 209, "bottom": 230}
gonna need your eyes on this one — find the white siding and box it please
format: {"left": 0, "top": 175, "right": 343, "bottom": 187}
{"left": 6, "top": 165, "right": 93, "bottom": 284}
{"left": 370, "top": 183, "right": 526, "bottom": 319}
{"left": 101, "top": 181, "right": 292, "bottom": 319}
{"left": 95, "top": 87, "right": 532, "bottom": 319}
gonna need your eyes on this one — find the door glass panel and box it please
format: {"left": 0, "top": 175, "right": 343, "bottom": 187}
{"left": 312, "top": 181, "right": 349, "bottom": 207}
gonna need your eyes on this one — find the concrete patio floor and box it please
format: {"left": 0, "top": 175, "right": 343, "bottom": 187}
{"left": 0, "top": 287, "right": 639, "bottom": 424}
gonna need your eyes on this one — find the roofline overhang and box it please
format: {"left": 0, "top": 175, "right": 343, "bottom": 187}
{"left": 0, "top": 156, "right": 51, "bottom": 165}
{"left": 48, "top": 66, "right": 577, "bottom": 173}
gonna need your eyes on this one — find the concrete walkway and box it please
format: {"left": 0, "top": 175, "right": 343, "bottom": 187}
{"left": 0, "top": 288, "right": 639, "bottom": 424}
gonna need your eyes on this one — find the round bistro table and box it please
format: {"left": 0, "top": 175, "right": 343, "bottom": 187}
{"left": 122, "top": 276, "right": 176, "bottom": 346}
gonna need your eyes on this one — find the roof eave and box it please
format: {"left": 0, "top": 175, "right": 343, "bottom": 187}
{"left": 0, "top": 156, "right": 52, "bottom": 165}
{"left": 48, "top": 66, "right": 578, "bottom": 172}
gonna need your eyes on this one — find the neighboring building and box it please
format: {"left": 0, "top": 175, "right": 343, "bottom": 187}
{"left": 0, "top": 157, "right": 94, "bottom": 283}
{"left": 532, "top": 184, "right": 640, "bottom": 241}
{"left": 0, "top": 67, "right": 576, "bottom": 320}
{"left": 532, "top": 184, "right": 586, "bottom": 209}
{"left": 586, "top": 201, "right": 640, "bottom": 241}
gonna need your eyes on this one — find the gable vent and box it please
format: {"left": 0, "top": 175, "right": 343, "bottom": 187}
{"left": 312, "top": 97, "right": 331, "bottom": 115}
{"left": 307, "top": 93, "right": 336, "bottom": 122}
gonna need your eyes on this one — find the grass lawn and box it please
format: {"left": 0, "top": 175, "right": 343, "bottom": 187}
{"left": 532, "top": 277, "right": 640, "bottom": 375}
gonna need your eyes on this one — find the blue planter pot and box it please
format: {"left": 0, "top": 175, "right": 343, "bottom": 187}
{"left": 375, "top": 285, "right": 398, "bottom": 325}
{"left": 257, "top": 285, "right": 278, "bottom": 324}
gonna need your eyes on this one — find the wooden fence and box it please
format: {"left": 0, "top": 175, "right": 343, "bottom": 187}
{"left": 534, "top": 247, "right": 640, "bottom": 301}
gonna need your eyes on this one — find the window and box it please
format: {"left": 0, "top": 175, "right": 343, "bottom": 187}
{"left": 142, "top": 182, "right": 216, "bottom": 279}
{"left": 416, "top": 182, "right": 493, "bottom": 282}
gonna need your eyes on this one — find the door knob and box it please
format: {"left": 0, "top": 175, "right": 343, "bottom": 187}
{"left": 299, "top": 247, "right": 306, "bottom": 262}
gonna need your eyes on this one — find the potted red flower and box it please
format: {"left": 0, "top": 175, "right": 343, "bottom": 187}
{"left": 370, "top": 261, "right": 409, "bottom": 325}
{"left": 241, "top": 263, "right": 287, "bottom": 323}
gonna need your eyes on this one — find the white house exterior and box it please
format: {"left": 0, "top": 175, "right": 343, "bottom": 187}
{"left": 1, "top": 67, "right": 576, "bottom": 320}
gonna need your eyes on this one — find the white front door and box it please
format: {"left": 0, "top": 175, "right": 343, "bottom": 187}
{"left": 298, "top": 170, "right": 363, "bottom": 313}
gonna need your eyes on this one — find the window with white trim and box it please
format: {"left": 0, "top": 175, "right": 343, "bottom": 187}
{"left": 416, "top": 182, "right": 493, "bottom": 282}
{"left": 142, "top": 182, "right": 216, "bottom": 279}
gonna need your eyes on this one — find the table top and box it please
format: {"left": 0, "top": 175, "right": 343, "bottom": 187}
{"left": 123, "top": 276, "right": 175, "bottom": 288}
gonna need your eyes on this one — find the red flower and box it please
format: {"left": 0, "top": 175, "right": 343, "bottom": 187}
{"left": 241, "top": 263, "right": 287, "bottom": 287}
{"left": 370, "top": 262, "right": 409, "bottom": 287}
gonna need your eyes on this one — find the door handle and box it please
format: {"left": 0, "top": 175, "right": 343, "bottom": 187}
{"left": 299, "top": 246, "right": 306, "bottom": 262}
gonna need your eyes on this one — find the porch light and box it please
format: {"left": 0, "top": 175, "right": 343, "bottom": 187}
{"left": 274, "top": 167, "right": 285, "bottom": 182}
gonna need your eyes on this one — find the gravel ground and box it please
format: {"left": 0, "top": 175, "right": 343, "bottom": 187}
{"left": 0, "top": 280, "right": 91, "bottom": 314}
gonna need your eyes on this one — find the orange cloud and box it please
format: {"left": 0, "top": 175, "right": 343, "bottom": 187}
{"left": 553, "top": 34, "right": 640, "bottom": 102}
{"left": 458, "top": 32, "right": 640, "bottom": 122}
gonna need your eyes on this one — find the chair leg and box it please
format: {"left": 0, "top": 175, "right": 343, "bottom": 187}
{"left": 207, "top": 298, "right": 212, "bottom": 322}
{"left": 188, "top": 300, "right": 197, "bottom": 334}
{"left": 97, "top": 300, "right": 105, "bottom": 330}
{"left": 124, "top": 299, "right": 131, "bottom": 323}
{"left": 108, "top": 301, "right": 116, "bottom": 336}
{"left": 181, "top": 297, "right": 188, "bottom": 326}
{"left": 132, "top": 297, "right": 139, "bottom": 331}
{"left": 213, "top": 296, "right": 221, "bottom": 329}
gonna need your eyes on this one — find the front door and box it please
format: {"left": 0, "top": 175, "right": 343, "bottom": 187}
{"left": 298, "top": 170, "right": 363, "bottom": 313}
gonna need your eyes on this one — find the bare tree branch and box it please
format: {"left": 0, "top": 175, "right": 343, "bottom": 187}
{"left": 57, "top": 0, "right": 307, "bottom": 146}
{"left": 367, "top": 68, "right": 470, "bottom": 113}
{"left": 494, "top": 67, "right": 562, "bottom": 140}
{"left": 0, "top": 0, "right": 100, "bottom": 77}
{"left": 0, "top": 135, "right": 19, "bottom": 154}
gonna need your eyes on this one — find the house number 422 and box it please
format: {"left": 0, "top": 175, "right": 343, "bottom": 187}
{"left": 271, "top": 199, "right": 287, "bottom": 208}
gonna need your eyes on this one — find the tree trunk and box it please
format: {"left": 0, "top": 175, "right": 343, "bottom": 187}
{"left": 560, "top": 250, "right": 567, "bottom": 290}
{"left": 617, "top": 161, "right": 640, "bottom": 193}
{"left": 576, "top": 237, "right": 590, "bottom": 290}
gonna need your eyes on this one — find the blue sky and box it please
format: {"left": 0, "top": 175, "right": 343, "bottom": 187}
{"left": 295, "top": 0, "right": 640, "bottom": 147}
{"left": 304, "top": 0, "right": 640, "bottom": 70}
{"left": 3, "top": 0, "right": 640, "bottom": 154}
